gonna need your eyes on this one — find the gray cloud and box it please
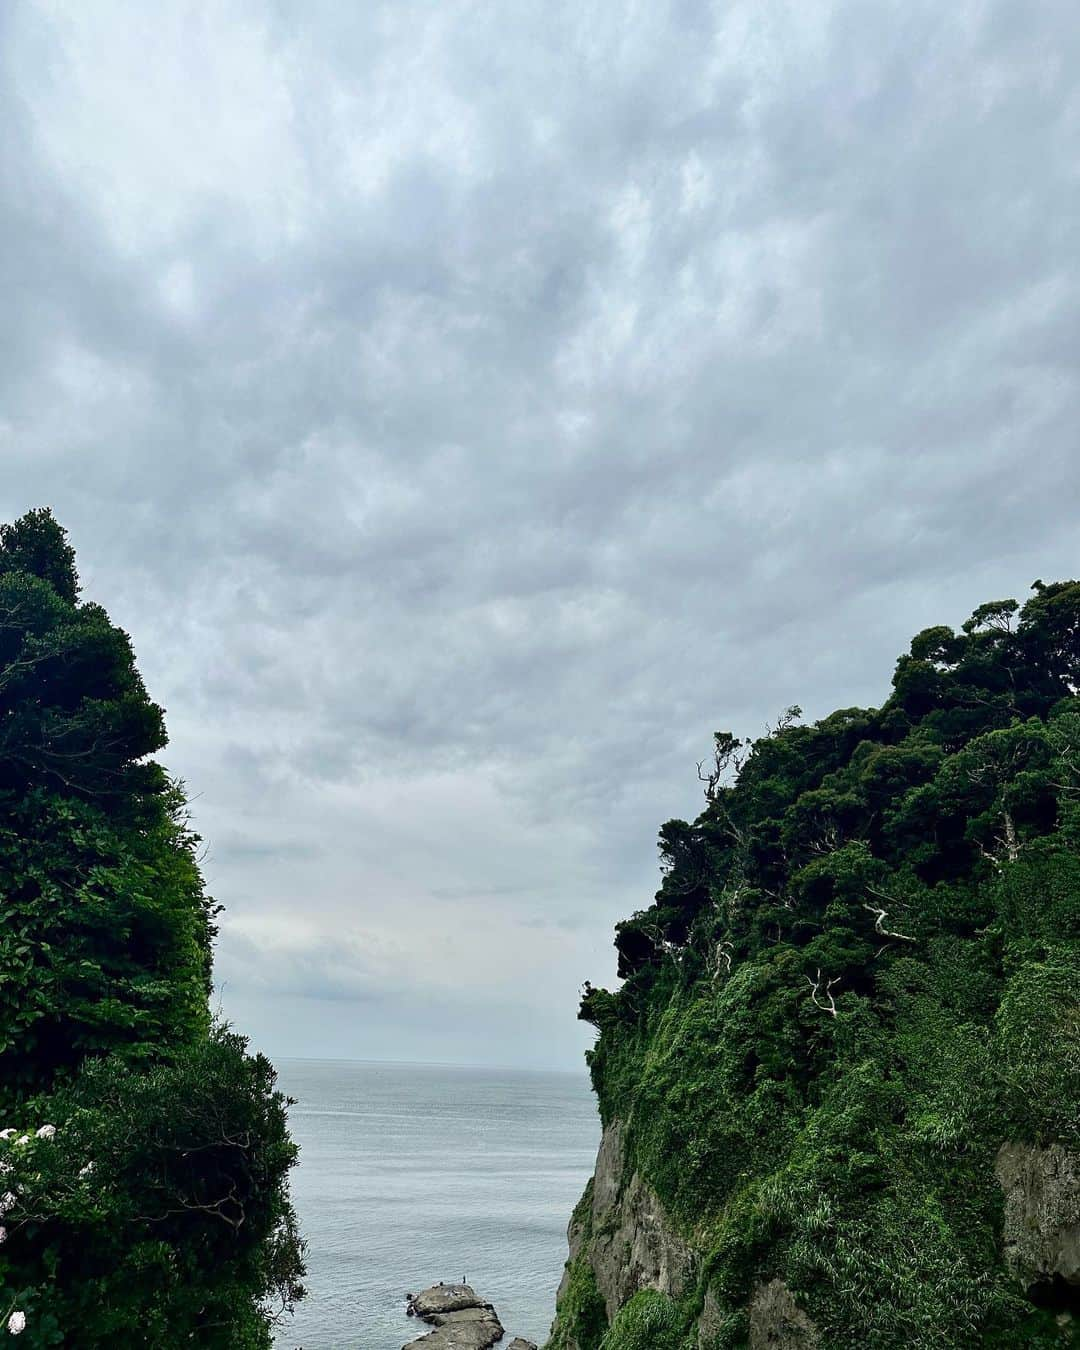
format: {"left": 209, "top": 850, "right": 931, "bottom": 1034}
{"left": 2, "top": 0, "right": 1078, "bottom": 1068}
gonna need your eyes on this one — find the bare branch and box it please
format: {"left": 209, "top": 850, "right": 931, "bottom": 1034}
{"left": 805, "top": 968, "right": 840, "bottom": 1016}
{"left": 698, "top": 732, "right": 745, "bottom": 801}
{"left": 862, "top": 902, "right": 915, "bottom": 943}
{"left": 708, "top": 940, "right": 734, "bottom": 982}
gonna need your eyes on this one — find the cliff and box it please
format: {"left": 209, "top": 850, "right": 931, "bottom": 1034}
{"left": 548, "top": 584, "right": 1080, "bottom": 1349}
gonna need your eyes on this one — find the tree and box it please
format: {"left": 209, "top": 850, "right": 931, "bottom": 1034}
{"left": 0, "top": 510, "right": 304, "bottom": 1346}
{"left": 0, "top": 509, "right": 79, "bottom": 605}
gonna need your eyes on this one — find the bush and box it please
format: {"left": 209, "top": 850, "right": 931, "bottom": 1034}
{"left": 0, "top": 1027, "right": 304, "bottom": 1348}
{"left": 598, "top": 1291, "right": 683, "bottom": 1350}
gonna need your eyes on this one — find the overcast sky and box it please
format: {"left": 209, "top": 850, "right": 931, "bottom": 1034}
{"left": 2, "top": 1, "right": 1078, "bottom": 1070}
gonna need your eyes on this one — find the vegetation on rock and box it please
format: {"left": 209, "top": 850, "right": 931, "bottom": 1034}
{"left": 556, "top": 582, "right": 1080, "bottom": 1348}
{"left": 0, "top": 510, "right": 304, "bottom": 1346}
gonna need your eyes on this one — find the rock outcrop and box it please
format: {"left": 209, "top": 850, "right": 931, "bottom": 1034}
{"left": 558, "top": 1118, "right": 694, "bottom": 1322}
{"left": 995, "top": 1142, "right": 1080, "bottom": 1292}
{"left": 554, "top": 1120, "right": 824, "bottom": 1349}
{"left": 747, "top": 1279, "right": 820, "bottom": 1349}
{"left": 403, "top": 1285, "right": 503, "bottom": 1350}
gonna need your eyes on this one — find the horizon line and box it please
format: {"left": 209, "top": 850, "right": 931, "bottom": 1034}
{"left": 271, "top": 1052, "right": 591, "bottom": 1076}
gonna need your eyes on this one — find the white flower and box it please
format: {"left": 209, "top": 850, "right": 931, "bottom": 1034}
{"left": 0, "top": 1162, "right": 12, "bottom": 1177}
{"left": 0, "top": 1227, "right": 6, "bottom": 1243}
{"left": 0, "top": 1131, "right": 14, "bottom": 1141}
{"left": 14, "top": 1136, "right": 29, "bottom": 1147}
{"left": 78, "top": 1162, "right": 95, "bottom": 1178}
{"left": 0, "top": 1193, "right": 17, "bottom": 1216}
{"left": 34, "top": 1125, "right": 56, "bottom": 1141}
{"left": 6, "top": 1310, "right": 24, "bottom": 1335}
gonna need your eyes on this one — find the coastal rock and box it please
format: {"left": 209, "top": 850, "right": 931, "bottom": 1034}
{"left": 403, "top": 1284, "right": 503, "bottom": 1350}
{"left": 995, "top": 1142, "right": 1080, "bottom": 1290}
{"left": 408, "top": 1285, "right": 493, "bottom": 1319}
{"left": 406, "top": 1318, "right": 504, "bottom": 1350}
{"left": 586, "top": 1119, "right": 695, "bottom": 1319}
{"left": 747, "top": 1279, "right": 820, "bottom": 1349}
{"left": 506, "top": 1341, "right": 538, "bottom": 1349}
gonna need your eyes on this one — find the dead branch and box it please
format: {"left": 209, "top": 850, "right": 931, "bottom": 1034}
{"left": 862, "top": 903, "right": 915, "bottom": 943}
{"left": 709, "top": 940, "right": 734, "bottom": 981}
{"left": 805, "top": 968, "right": 840, "bottom": 1016}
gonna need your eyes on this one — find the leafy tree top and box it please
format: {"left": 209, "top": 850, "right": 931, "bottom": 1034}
{"left": 0, "top": 509, "right": 166, "bottom": 813}
{"left": 0, "top": 510, "right": 208, "bottom": 1090}
{"left": 0, "top": 508, "right": 79, "bottom": 605}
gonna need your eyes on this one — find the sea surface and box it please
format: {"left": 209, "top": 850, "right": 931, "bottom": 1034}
{"left": 272, "top": 1059, "right": 600, "bottom": 1350}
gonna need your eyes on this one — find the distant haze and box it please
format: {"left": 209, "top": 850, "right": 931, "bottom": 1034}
{"left": 2, "top": 1, "right": 1078, "bottom": 1068}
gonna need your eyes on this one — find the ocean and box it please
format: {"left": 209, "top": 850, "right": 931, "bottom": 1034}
{"left": 272, "top": 1059, "right": 600, "bottom": 1350}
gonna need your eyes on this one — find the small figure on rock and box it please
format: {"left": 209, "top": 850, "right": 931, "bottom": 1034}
{"left": 403, "top": 1283, "right": 503, "bottom": 1350}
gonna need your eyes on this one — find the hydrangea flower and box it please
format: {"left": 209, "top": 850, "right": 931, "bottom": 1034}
{"left": 14, "top": 1137, "right": 29, "bottom": 1148}
{"left": 0, "top": 1227, "right": 6, "bottom": 1244}
{"left": 34, "top": 1125, "right": 56, "bottom": 1141}
{"left": 0, "top": 1131, "right": 13, "bottom": 1141}
{"left": 0, "top": 1194, "right": 17, "bottom": 1217}
{"left": 6, "top": 1311, "right": 24, "bottom": 1335}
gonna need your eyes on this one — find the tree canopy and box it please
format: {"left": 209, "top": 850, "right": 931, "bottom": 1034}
{"left": 0, "top": 510, "right": 304, "bottom": 1347}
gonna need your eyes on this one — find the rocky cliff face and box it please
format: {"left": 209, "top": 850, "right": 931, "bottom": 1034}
{"left": 556, "top": 1120, "right": 694, "bottom": 1323}
{"left": 550, "top": 1118, "right": 822, "bottom": 1349}
{"left": 550, "top": 1124, "right": 1080, "bottom": 1347}
{"left": 996, "top": 1142, "right": 1080, "bottom": 1298}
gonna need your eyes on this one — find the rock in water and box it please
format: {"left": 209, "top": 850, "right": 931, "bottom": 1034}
{"left": 407, "top": 1285, "right": 487, "bottom": 1319}
{"left": 403, "top": 1285, "right": 504, "bottom": 1350}
{"left": 506, "top": 1341, "right": 539, "bottom": 1349}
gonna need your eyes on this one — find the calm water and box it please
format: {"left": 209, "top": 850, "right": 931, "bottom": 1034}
{"left": 272, "top": 1059, "right": 600, "bottom": 1350}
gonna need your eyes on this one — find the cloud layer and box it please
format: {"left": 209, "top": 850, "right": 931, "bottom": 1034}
{"left": 3, "top": 0, "right": 1079, "bottom": 1067}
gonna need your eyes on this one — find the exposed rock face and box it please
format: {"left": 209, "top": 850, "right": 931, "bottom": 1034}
{"left": 747, "top": 1279, "right": 820, "bottom": 1349}
{"left": 554, "top": 1121, "right": 823, "bottom": 1350}
{"left": 555, "top": 1193, "right": 588, "bottom": 1311}
{"left": 578, "top": 1119, "right": 695, "bottom": 1320}
{"left": 697, "top": 1287, "right": 727, "bottom": 1349}
{"left": 404, "top": 1285, "right": 503, "bottom": 1350}
{"left": 995, "top": 1142, "right": 1080, "bottom": 1290}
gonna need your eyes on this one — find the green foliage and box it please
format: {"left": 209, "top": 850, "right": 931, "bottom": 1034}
{"left": 548, "top": 1257, "right": 608, "bottom": 1350}
{"left": 548, "top": 1181, "right": 609, "bottom": 1350}
{"left": 994, "top": 945, "right": 1080, "bottom": 1143}
{"left": 0, "top": 565, "right": 166, "bottom": 810}
{"left": 0, "top": 511, "right": 304, "bottom": 1345}
{"left": 0, "top": 1028, "right": 304, "bottom": 1348}
{"left": 0, "top": 787, "right": 214, "bottom": 1091}
{"left": 598, "top": 1291, "right": 683, "bottom": 1350}
{"left": 0, "top": 509, "right": 79, "bottom": 606}
{"left": 562, "top": 580, "right": 1080, "bottom": 1347}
